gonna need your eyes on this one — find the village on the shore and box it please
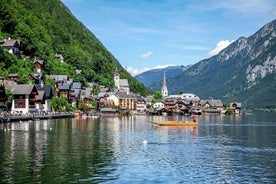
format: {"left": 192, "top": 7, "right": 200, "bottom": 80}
{"left": 0, "top": 38, "right": 242, "bottom": 122}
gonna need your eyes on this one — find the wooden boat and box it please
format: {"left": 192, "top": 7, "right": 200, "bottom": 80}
{"left": 151, "top": 121, "right": 198, "bottom": 126}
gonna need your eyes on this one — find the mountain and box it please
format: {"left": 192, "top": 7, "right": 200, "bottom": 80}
{"left": 135, "top": 65, "right": 191, "bottom": 87}
{"left": 0, "top": 0, "right": 149, "bottom": 96}
{"left": 150, "top": 19, "right": 276, "bottom": 109}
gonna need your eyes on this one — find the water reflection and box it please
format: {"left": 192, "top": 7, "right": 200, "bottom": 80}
{"left": 0, "top": 113, "right": 275, "bottom": 183}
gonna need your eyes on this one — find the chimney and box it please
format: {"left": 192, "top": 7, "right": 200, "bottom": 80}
{"left": 40, "top": 80, "right": 44, "bottom": 87}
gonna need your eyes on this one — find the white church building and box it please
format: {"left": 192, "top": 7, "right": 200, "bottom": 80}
{"left": 114, "top": 69, "right": 130, "bottom": 94}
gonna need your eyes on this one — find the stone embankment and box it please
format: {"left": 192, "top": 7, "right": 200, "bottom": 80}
{"left": 0, "top": 112, "right": 74, "bottom": 123}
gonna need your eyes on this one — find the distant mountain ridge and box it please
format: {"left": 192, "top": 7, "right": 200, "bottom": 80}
{"left": 135, "top": 65, "right": 191, "bottom": 87}
{"left": 150, "top": 19, "right": 276, "bottom": 109}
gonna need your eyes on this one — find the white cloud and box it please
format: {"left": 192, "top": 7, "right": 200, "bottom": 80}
{"left": 126, "top": 64, "right": 177, "bottom": 76}
{"left": 126, "top": 67, "right": 151, "bottom": 76}
{"left": 153, "top": 64, "right": 176, "bottom": 69}
{"left": 208, "top": 40, "right": 235, "bottom": 57}
{"left": 140, "top": 52, "right": 153, "bottom": 58}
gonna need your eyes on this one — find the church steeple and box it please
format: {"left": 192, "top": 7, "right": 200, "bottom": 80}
{"left": 114, "top": 68, "right": 120, "bottom": 89}
{"left": 161, "top": 71, "right": 168, "bottom": 97}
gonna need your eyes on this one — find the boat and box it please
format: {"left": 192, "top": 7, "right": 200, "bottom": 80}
{"left": 150, "top": 121, "right": 198, "bottom": 126}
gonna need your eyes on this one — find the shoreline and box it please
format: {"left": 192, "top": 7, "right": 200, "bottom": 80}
{"left": 0, "top": 113, "right": 74, "bottom": 123}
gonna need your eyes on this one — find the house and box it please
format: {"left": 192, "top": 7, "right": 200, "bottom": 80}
{"left": 35, "top": 83, "right": 53, "bottom": 112}
{"left": 118, "top": 93, "right": 137, "bottom": 110}
{"left": 143, "top": 96, "right": 153, "bottom": 107}
{"left": 136, "top": 98, "right": 147, "bottom": 113}
{"left": 153, "top": 100, "right": 164, "bottom": 109}
{"left": 11, "top": 84, "right": 38, "bottom": 114}
{"left": 7, "top": 73, "right": 20, "bottom": 83}
{"left": 48, "top": 75, "right": 69, "bottom": 82}
{"left": 107, "top": 94, "right": 119, "bottom": 106}
{"left": 163, "top": 98, "right": 177, "bottom": 111}
{"left": 230, "top": 102, "right": 242, "bottom": 114}
{"left": 34, "top": 59, "right": 44, "bottom": 74}
{"left": 81, "top": 87, "right": 93, "bottom": 101}
{"left": 180, "top": 93, "right": 200, "bottom": 102}
{"left": 55, "top": 53, "right": 64, "bottom": 62}
{"left": 71, "top": 82, "right": 82, "bottom": 106}
{"left": 98, "top": 93, "right": 115, "bottom": 107}
{"left": 47, "top": 75, "right": 73, "bottom": 99}
{"left": 28, "top": 73, "right": 42, "bottom": 84}
{"left": 199, "top": 99, "right": 224, "bottom": 114}
{"left": 56, "top": 82, "right": 72, "bottom": 102}
{"left": 1, "top": 37, "right": 21, "bottom": 57}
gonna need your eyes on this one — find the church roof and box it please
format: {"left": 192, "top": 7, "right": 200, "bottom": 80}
{"left": 119, "top": 79, "right": 129, "bottom": 87}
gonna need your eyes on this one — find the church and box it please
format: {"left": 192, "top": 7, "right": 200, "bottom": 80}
{"left": 161, "top": 72, "right": 168, "bottom": 97}
{"left": 114, "top": 69, "right": 130, "bottom": 94}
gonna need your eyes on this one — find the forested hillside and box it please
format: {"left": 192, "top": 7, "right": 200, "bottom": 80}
{"left": 0, "top": 0, "right": 149, "bottom": 96}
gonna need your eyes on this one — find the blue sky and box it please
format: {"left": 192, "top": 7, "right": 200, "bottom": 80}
{"left": 61, "top": 0, "right": 276, "bottom": 76}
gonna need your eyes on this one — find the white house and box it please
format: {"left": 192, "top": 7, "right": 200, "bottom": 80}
{"left": 11, "top": 85, "right": 38, "bottom": 114}
{"left": 153, "top": 101, "right": 164, "bottom": 109}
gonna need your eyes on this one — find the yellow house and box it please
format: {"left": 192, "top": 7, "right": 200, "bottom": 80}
{"left": 107, "top": 94, "right": 119, "bottom": 106}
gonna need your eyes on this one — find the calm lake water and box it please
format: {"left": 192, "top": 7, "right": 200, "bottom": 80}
{"left": 0, "top": 112, "right": 275, "bottom": 183}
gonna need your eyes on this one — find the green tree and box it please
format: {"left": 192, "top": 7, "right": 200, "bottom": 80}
{"left": 78, "top": 102, "right": 88, "bottom": 111}
{"left": 4, "top": 89, "right": 13, "bottom": 110}
{"left": 51, "top": 97, "right": 72, "bottom": 112}
{"left": 0, "top": 0, "right": 150, "bottom": 96}
{"left": 152, "top": 91, "right": 162, "bottom": 102}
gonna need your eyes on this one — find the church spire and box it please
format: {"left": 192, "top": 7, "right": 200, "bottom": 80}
{"left": 161, "top": 71, "right": 168, "bottom": 97}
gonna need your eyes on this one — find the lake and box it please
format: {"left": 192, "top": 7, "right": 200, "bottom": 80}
{"left": 0, "top": 112, "right": 275, "bottom": 183}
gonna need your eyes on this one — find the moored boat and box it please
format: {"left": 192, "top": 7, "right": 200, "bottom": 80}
{"left": 150, "top": 121, "right": 198, "bottom": 126}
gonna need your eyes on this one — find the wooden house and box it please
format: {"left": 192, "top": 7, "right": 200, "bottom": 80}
{"left": 33, "top": 59, "right": 44, "bottom": 73}
{"left": 164, "top": 98, "right": 177, "bottom": 111}
{"left": 199, "top": 99, "right": 224, "bottom": 114}
{"left": 35, "top": 84, "right": 53, "bottom": 112}
{"left": 71, "top": 82, "right": 82, "bottom": 106}
{"left": 136, "top": 98, "right": 146, "bottom": 113}
{"left": 1, "top": 37, "right": 21, "bottom": 57}
{"left": 56, "top": 82, "right": 72, "bottom": 102}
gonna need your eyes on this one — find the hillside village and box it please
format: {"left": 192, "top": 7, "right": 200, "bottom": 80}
{"left": 0, "top": 37, "right": 242, "bottom": 118}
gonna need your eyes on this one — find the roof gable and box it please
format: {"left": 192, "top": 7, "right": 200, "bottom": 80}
{"left": 119, "top": 79, "right": 129, "bottom": 87}
{"left": 36, "top": 91, "right": 45, "bottom": 101}
{"left": 35, "top": 84, "right": 52, "bottom": 98}
{"left": 72, "top": 82, "right": 82, "bottom": 89}
{"left": 58, "top": 83, "right": 71, "bottom": 90}
{"left": 13, "top": 85, "right": 36, "bottom": 95}
{"left": 1, "top": 38, "right": 20, "bottom": 47}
